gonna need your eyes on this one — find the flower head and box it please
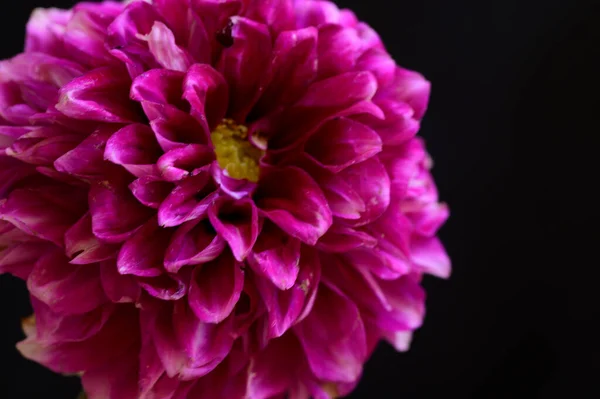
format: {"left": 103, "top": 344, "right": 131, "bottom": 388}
{"left": 0, "top": 0, "right": 450, "bottom": 398}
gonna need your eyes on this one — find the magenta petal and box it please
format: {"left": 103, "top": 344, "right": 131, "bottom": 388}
{"left": 54, "top": 126, "right": 119, "bottom": 181}
{"left": 157, "top": 170, "right": 217, "bottom": 227}
{"left": 65, "top": 213, "right": 119, "bottom": 265}
{"left": 0, "top": 184, "right": 86, "bottom": 246}
{"left": 374, "top": 275, "right": 426, "bottom": 331}
{"left": 294, "top": 0, "right": 343, "bottom": 28}
{"left": 268, "top": 71, "right": 381, "bottom": 149}
{"left": 25, "top": 7, "right": 71, "bottom": 55}
{"left": 254, "top": 27, "right": 317, "bottom": 115}
{"left": 0, "top": 242, "right": 54, "bottom": 280}
{"left": 356, "top": 47, "right": 396, "bottom": 87}
{"left": 117, "top": 217, "right": 172, "bottom": 277}
{"left": 0, "top": 156, "right": 39, "bottom": 198}
{"left": 256, "top": 166, "right": 332, "bottom": 245}
{"left": 246, "top": 333, "right": 302, "bottom": 399}
{"left": 147, "top": 21, "right": 193, "bottom": 72}
{"left": 173, "top": 300, "right": 235, "bottom": 372}
{"left": 316, "top": 224, "right": 377, "bottom": 253}
{"left": 317, "top": 25, "right": 365, "bottom": 79}
{"left": 188, "top": 254, "right": 244, "bottom": 323}
{"left": 245, "top": 0, "right": 295, "bottom": 36}
{"left": 61, "top": 5, "right": 122, "bottom": 67}
{"left": 339, "top": 157, "right": 391, "bottom": 226}
{"left": 157, "top": 145, "right": 214, "bottom": 182}
{"left": 89, "top": 177, "right": 154, "bottom": 243}
{"left": 130, "top": 68, "right": 186, "bottom": 108}
{"left": 27, "top": 250, "right": 107, "bottom": 315}
{"left": 145, "top": 300, "right": 233, "bottom": 380}
{"left": 305, "top": 117, "right": 382, "bottom": 173}
{"left": 100, "top": 260, "right": 141, "bottom": 304}
{"left": 378, "top": 67, "right": 431, "bottom": 120}
{"left": 6, "top": 127, "right": 80, "bottom": 166}
{"left": 81, "top": 345, "right": 139, "bottom": 399}
{"left": 294, "top": 284, "right": 367, "bottom": 383}
{"left": 18, "top": 306, "right": 139, "bottom": 375}
{"left": 248, "top": 221, "right": 301, "bottom": 290}
{"left": 361, "top": 100, "right": 420, "bottom": 146}
{"left": 129, "top": 176, "right": 173, "bottom": 209}
{"left": 183, "top": 64, "right": 229, "bottom": 131}
{"left": 411, "top": 236, "right": 451, "bottom": 278}
{"left": 57, "top": 67, "right": 141, "bottom": 123}
{"left": 256, "top": 247, "right": 321, "bottom": 338}
{"left": 139, "top": 273, "right": 188, "bottom": 301}
{"left": 106, "top": 0, "right": 163, "bottom": 77}
{"left": 164, "top": 219, "right": 226, "bottom": 273}
{"left": 208, "top": 197, "right": 259, "bottom": 262}
{"left": 31, "top": 298, "right": 114, "bottom": 344}
{"left": 105, "top": 123, "right": 162, "bottom": 178}
{"left": 217, "top": 17, "right": 272, "bottom": 120}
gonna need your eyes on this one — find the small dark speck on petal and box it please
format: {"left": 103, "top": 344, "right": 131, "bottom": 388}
{"left": 216, "top": 20, "right": 234, "bottom": 48}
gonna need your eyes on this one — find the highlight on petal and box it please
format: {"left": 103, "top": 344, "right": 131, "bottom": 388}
{"left": 27, "top": 250, "right": 107, "bottom": 315}
{"left": 294, "top": 283, "right": 367, "bottom": 383}
{"left": 57, "top": 67, "right": 141, "bottom": 123}
{"left": 248, "top": 221, "right": 301, "bottom": 290}
{"left": 188, "top": 253, "right": 244, "bottom": 323}
{"left": 256, "top": 166, "right": 332, "bottom": 245}
{"left": 208, "top": 197, "right": 259, "bottom": 262}
{"left": 165, "top": 218, "right": 226, "bottom": 273}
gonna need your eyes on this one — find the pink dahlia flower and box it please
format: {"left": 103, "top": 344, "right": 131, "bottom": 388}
{"left": 0, "top": 0, "right": 450, "bottom": 397}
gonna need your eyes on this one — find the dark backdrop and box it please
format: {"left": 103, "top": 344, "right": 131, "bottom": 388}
{"left": 1, "top": 0, "right": 598, "bottom": 398}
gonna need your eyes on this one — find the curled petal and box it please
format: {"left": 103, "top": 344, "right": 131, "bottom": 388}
{"left": 0, "top": 184, "right": 86, "bottom": 246}
{"left": 25, "top": 7, "right": 71, "bottom": 55}
{"left": 139, "top": 273, "right": 188, "bottom": 301}
{"left": 165, "top": 218, "right": 226, "bottom": 273}
{"left": 208, "top": 197, "right": 259, "bottom": 261}
{"left": 188, "top": 253, "right": 244, "bottom": 323}
{"left": 305, "top": 117, "right": 382, "bottom": 173}
{"left": 339, "top": 157, "right": 391, "bottom": 226}
{"left": 89, "top": 177, "right": 154, "bottom": 243}
{"left": 105, "top": 123, "right": 162, "bottom": 178}
{"left": 65, "top": 213, "right": 119, "bottom": 265}
{"left": 54, "top": 126, "right": 120, "bottom": 181}
{"left": 157, "top": 145, "right": 214, "bottom": 182}
{"left": 0, "top": 241, "right": 54, "bottom": 280}
{"left": 18, "top": 306, "right": 139, "bottom": 375}
{"left": 377, "top": 67, "right": 431, "bottom": 120}
{"left": 294, "top": 284, "right": 367, "bottom": 383}
{"left": 57, "top": 67, "right": 141, "bottom": 123}
{"left": 117, "top": 217, "right": 172, "bottom": 277}
{"left": 100, "top": 260, "right": 141, "bottom": 304}
{"left": 244, "top": 0, "right": 295, "bottom": 36}
{"left": 256, "top": 166, "right": 332, "bottom": 245}
{"left": 253, "top": 27, "right": 317, "bottom": 116}
{"left": 248, "top": 221, "right": 301, "bottom": 290}
{"left": 267, "top": 71, "right": 382, "bottom": 150}
{"left": 157, "top": 170, "right": 217, "bottom": 227}
{"left": 129, "top": 176, "right": 173, "bottom": 209}
{"left": 316, "top": 224, "right": 377, "bottom": 253}
{"left": 183, "top": 64, "right": 229, "bottom": 132}
{"left": 146, "top": 21, "right": 193, "bottom": 72}
{"left": 27, "top": 250, "right": 107, "bottom": 315}
{"left": 246, "top": 332, "right": 303, "bottom": 399}
{"left": 411, "top": 236, "right": 451, "bottom": 278}
{"left": 256, "top": 247, "right": 321, "bottom": 338}
{"left": 7, "top": 127, "right": 81, "bottom": 166}
{"left": 217, "top": 17, "right": 272, "bottom": 120}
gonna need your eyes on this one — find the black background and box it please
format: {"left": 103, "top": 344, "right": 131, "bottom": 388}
{"left": 1, "top": 0, "right": 599, "bottom": 397}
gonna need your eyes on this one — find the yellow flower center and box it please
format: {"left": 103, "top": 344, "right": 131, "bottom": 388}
{"left": 210, "top": 119, "right": 264, "bottom": 183}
